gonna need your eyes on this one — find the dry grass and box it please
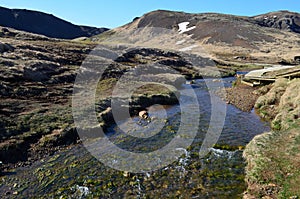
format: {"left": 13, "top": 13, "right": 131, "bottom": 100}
{"left": 244, "top": 78, "right": 300, "bottom": 198}
{"left": 275, "top": 79, "right": 300, "bottom": 130}
{"left": 244, "top": 128, "right": 300, "bottom": 198}
{"left": 91, "top": 11, "right": 300, "bottom": 65}
{"left": 255, "top": 78, "right": 289, "bottom": 124}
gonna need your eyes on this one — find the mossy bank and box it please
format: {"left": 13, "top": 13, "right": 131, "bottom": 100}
{"left": 243, "top": 78, "right": 300, "bottom": 198}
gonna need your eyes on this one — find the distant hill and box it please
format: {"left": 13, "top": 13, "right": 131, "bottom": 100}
{"left": 133, "top": 10, "right": 300, "bottom": 34}
{"left": 252, "top": 10, "right": 300, "bottom": 33}
{"left": 0, "top": 6, "right": 108, "bottom": 39}
{"left": 92, "top": 10, "right": 300, "bottom": 64}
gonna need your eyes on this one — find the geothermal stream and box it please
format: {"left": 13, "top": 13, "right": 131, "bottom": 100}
{"left": 0, "top": 77, "right": 270, "bottom": 198}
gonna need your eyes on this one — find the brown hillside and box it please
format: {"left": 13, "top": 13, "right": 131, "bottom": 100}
{"left": 93, "top": 10, "right": 300, "bottom": 64}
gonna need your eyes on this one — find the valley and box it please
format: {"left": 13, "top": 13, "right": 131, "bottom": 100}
{"left": 0, "top": 7, "right": 300, "bottom": 198}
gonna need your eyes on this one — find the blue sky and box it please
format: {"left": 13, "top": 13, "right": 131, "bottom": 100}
{"left": 0, "top": 0, "right": 299, "bottom": 28}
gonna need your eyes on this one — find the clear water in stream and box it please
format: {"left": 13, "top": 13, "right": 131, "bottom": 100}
{"left": 0, "top": 77, "right": 270, "bottom": 198}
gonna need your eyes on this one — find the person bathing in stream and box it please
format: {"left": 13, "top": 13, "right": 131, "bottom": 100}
{"left": 138, "top": 110, "right": 151, "bottom": 125}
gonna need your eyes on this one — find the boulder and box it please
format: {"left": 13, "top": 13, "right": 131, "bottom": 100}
{"left": 23, "top": 61, "right": 60, "bottom": 81}
{"left": 294, "top": 55, "right": 300, "bottom": 64}
{"left": 0, "top": 42, "right": 14, "bottom": 53}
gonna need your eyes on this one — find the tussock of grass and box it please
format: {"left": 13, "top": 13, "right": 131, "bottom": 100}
{"left": 255, "top": 78, "right": 289, "bottom": 122}
{"left": 244, "top": 128, "right": 300, "bottom": 198}
{"left": 244, "top": 78, "right": 300, "bottom": 198}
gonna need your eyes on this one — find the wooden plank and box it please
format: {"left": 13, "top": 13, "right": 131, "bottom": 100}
{"left": 280, "top": 71, "right": 300, "bottom": 78}
{"left": 244, "top": 77, "right": 276, "bottom": 81}
{"left": 241, "top": 80, "right": 254, "bottom": 87}
{"left": 242, "top": 66, "right": 300, "bottom": 87}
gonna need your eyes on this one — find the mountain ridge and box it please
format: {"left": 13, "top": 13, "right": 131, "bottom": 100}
{"left": 252, "top": 10, "right": 300, "bottom": 33}
{"left": 93, "top": 9, "right": 300, "bottom": 65}
{"left": 0, "top": 6, "right": 109, "bottom": 39}
{"left": 129, "top": 9, "right": 300, "bottom": 34}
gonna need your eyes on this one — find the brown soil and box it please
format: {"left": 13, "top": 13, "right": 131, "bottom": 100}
{"left": 219, "top": 79, "right": 260, "bottom": 112}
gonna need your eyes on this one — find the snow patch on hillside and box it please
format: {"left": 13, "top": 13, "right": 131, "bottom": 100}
{"left": 178, "top": 22, "right": 196, "bottom": 34}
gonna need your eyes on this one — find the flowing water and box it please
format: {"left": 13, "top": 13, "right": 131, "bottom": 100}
{"left": 0, "top": 77, "right": 270, "bottom": 198}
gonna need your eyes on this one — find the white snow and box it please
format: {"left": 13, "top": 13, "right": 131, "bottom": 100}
{"left": 178, "top": 22, "right": 196, "bottom": 34}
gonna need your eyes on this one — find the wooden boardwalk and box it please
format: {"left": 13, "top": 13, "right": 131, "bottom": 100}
{"left": 241, "top": 65, "right": 300, "bottom": 86}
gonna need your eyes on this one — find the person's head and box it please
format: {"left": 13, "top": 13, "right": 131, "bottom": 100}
{"left": 142, "top": 112, "right": 148, "bottom": 119}
{"left": 139, "top": 110, "right": 148, "bottom": 119}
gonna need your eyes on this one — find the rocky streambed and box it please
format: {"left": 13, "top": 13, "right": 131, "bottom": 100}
{"left": 0, "top": 27, "right": 274, "bottom": 198}
{"left": 0, "top": 77, "right": 270, "bottom": 198}
{"left": 0, "top": 29, "right": 236, "bottom": 169}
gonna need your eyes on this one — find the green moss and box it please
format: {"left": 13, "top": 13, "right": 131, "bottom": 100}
{"left": 272, "top": 120, "right": 282, "bottom": 131}
{"left": 213, "top": 144, "right": 245, "bottom": 151}
{"left": 232, "top": 81, "right": 237, "bottom": 87}
{"left": 89, "top": 30, "right": 116, "bottom": 42}
{"left": 244, "top": 127, "right": 300, "bottom": 198}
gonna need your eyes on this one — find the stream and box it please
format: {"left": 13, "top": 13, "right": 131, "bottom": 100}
{"left": 0, "top": 77, "right": 270, "bottom": 198}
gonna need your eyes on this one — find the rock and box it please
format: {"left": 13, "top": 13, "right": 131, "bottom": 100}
{"left": 123, "top": 171, "right": 130, "bottom": 177}
{"left": 189, "top": 80, "right": 196, "bottom": 84}
{"left": 0, "top": 42, "right": 14, "bottom": 53}
{"left": 23, "top": 61, "right": 60, "bottom": 81}
{"left": 0, "top": 27, "right": 16, "bottom": 37}
{"left": 0, "top": 83, "right": 10, "bottom": 96}
{"left": 253, "top": 11, "right": 300, "bottom": 34}
{"left": 1, "top": 27, "right": 9, "bottom": 33}
{"left": 294, "top": 55, "right": 300, "bottom": 64}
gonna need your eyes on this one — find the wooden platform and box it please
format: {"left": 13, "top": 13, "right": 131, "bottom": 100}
{"left": 241, "top": 65, "right": 300, "bottom": 86}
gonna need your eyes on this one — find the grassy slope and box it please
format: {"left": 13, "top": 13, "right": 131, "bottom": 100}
{"left": 0, "top": 27, "right": 186, "bottom": 166}
{"left": 243, "top": 78, "right": 300, "bottom": 198}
